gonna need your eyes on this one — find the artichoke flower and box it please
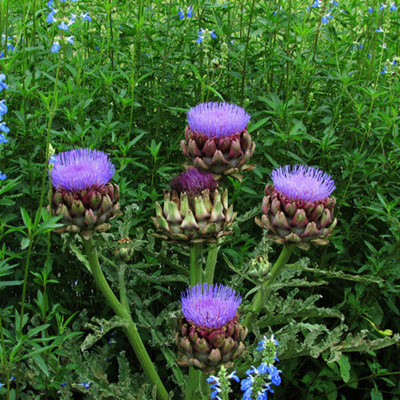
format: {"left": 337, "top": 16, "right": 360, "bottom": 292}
{"left": 181, "top": 102, "right": 256, "bottom": 179}
{"left": 49, "top": 148, "right": 121, "bottom": 240}
{"left": 255, "top": 165, "right": 337, "bottom": 250}
{"left": 152, "top": 168, "right": 235, "bottom": 244}
{"left": 176, "top": 283, "right": 248, "bottom": 373}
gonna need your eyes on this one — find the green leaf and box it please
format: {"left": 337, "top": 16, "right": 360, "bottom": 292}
{"left": 338, "top": 354, "right": 350, "bottom": 383}
{"left": 371, "top": 388, "right": 383, "bottom": 400}
{"left": 20, "top": 208, "right": 32, "bottom": 232}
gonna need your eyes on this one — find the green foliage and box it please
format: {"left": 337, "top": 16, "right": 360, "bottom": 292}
{"left": 1, "top": 0, "right": 400, "bottom": 398}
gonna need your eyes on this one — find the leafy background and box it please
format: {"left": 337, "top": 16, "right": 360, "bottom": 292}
{"left": 1, "top": 0, "right": 400, "bottom": 398}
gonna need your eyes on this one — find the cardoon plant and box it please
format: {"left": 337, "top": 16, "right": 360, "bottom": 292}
{"left": 181, "top": 102, "right": 256, "bottom": 178}
{"left": 49, "top": 147, "right": 168, "bottom": 399}
{"left": 50, "top": 148, "right": 121, "bottom": 239}
{"left": 176, "top": 283, "right": 248, "bottom": 373}
{"left": 152, "top": 168, "right": 235, "bottom": 244}
{"left": 256, "top": 165, "right": 337, "bottom": 250}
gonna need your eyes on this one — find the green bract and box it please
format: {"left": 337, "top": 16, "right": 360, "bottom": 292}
{"left": 256, "top": 184, "right": 337, "bottom": 250}
{"left": 152, "top": 187, "right": 235, "bottom": 244}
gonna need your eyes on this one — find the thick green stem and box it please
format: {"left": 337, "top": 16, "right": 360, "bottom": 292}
{"left": 186, "top": 243, "right": 211, "bottom": 399}
{"left": 118, "top": 263, "right": 129, "bottom": 311}
{"left": 82, "top": 237, "right": 168, "bottom": 400}
{"left": 190, "top": 243, "right": 203, "bottom": 286}
{"left": 203, "top": 244, "right": 220, "bottom": 285}
{"left": 245, "top": 244, "right": 295, "bottom": 328}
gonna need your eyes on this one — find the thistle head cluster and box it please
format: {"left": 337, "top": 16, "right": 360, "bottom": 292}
{"left": 50, "top": 148, "right": 115, "bottom": 192}
{"left": 271, "top": 165, "right": 336, "bottom": 202}
{"left": 180, "top": 283, "right": 241, "bottom": 329}
{"left": 187, "top": 102, "right": 250, "bottom": 138}
{"left": 170, "top": 168, "right": 218, "bottom": 195}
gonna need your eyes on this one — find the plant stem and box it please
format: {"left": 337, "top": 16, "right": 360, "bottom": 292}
{"left": 185, "top": 368, "right": 201, "bottom": 400}
{"left": 203, "top": 243, "right": 220, "bottom": 285}
{"left": 82, "top": 237, "right": 168, "bottom": 400}
{"left": 244, "top": 244, "right": 295, "bottom": 328}
{"left": 190, "top": 243, "right": 203, "bottom": 286}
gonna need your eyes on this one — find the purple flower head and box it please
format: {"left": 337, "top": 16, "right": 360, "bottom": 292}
{"left": 181, "top": 283, "right": 242, "bottom": 329}
{"left": 187, "top": 102, "right": 251, "bottom": 138}
{"left": 50, "top": 148, "right": 115, "bottom": 192}
{"left": 170, "top": 168, "right": 218, "bottom": 195}
{"left": 271, "top": 165, "right": 336, "bottom": 202}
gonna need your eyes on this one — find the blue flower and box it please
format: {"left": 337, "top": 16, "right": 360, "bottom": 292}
{"left": 375, "top": 26, "right": 384, "bottom": 32}
{"left": 271, "top": 165, "right": 336, "bottom": 202}
{"left": 0, "top": 122, "right": 10, "bottom": 133}
{"left": 0, "top": 172, "right": 6, "bottom": 181}
{"left": 390, "top": 2, "right": 397, "bottom": 10}
{"left": 49, "top": 155, "right": 57, "bottom": 163}
{"left": 58, "top": 21, "right": 69, "bottom": 31}
{"left": 368, "top": 6, "right": 373, "bottom": 12}
{"left": 379, "top": 3, "right": 386, "bottom": 10}
{"left": 81, "top": 12, "right": 91, "bottom": 22}
{"left": 393, "top": 60, "right": 397, "bottom": 65}
{"left": 46, "top": 9, "right": 57, "bottom": 23}
{"left": 51, "top": 148, "right": 115, "bottom": 192}
{"left": 178, "top": 8, "right": 185, "bottom": 19}
{"left": 381, "top": 66, "right": 388, "bottom": 74}
{"left": 0, "top": 75, "right": 9, "bottom": 92}
{"left": 0, "top": 134, "right": 9, "bottom": 144}
{"left": 180, "top": 283, "right": 242, "bottom": 329}
{"left": 70, "top": 13, "right": 76, "bottom": 24}
{"left": 331, "top": 0, "right": 338, "bottom": 5}
{"left": 0, "top": 383, "right": 3, "bottom": 388}
{"left": 210, "top": 30, "right": 217, "bottom": 38}
{"left": 66, "top": 36, "right": 74, "bottom": 45}
{"left": 60, "top": 382, "right": 67, "bottom": 387}
{"left": 47, "top": 0, "right": 54, "bottom": 6}
{"left": 0, "top": 100, "right": 8, "bottom": 115}
{"left": 197, "top": 28, "right": 205, "bottom": 43}
{"left": 79, "top": 382, "right": 91, "bottom": 389}
{"left": 322, "top": 15, "right": 329, "bottom": 23}
{"left": 187, "top": 6, "right": 193, "bottom": 17}
{"left": 311, "top": 0, "right": 321, "bottom": 7}
{"left": 187, "top": 102, "right": 250, "bottom": 138}
{"left": 51, "top": 42, "right": 61, "bottom": 53}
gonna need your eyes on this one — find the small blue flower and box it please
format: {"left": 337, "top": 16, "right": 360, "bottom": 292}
{"left": 375, "top": 26, "right": 384, "bottom": 32}
{"left": 0, "top": 172, "right": 6, "bottom": 181}
{"left": 322, "top": 15, "right": 329, "bottom": 23}
{"left": 0, "top": 122, "right": 10, "bottom": 133}
{"left": 9, "top": 377, "right": 15, "bottom": 382}
{"left": 60, "top": 382, "right": 67, "bottom": 387}
{"left": 390, "top": 2, "right": 397, "bottom": 10}
{"left": 0, "top": 100, "right": 8, "bottom": 115}
{"left": 47, "top": 0, "right": 54, "bottom": 7}
{"left": 108, "top": 338, "right": 116, "bottom": 345}
{"left": 81, "top": 12, "right": 91, "bottom": 22}
{"left": 393, "top": 60, "right": 397, "bottom": 65}
{"left": 49, "top": 155, "right": 57, "bottom": 163}
{"left": 79, "top": 382, "right": 91, "bottom": 389}
{"left": 210, "top": 30, "right": 217, "bottom": 38}
{"left": 46, "top": 9, "right": 57, "bottom": 23}
{"left": 311, "top": 0, "right": 321, "bottom": 7}
{"left": 187, "top": 6, "right": 193, "bottom": 18}
{"left": 331, "top": 0, "right": 338, "bottom": 5}
{"left": 0, "top": 134, "right": 9, "bottom": 144}
{"left": 51, "top": 42, "right": 61, "bottom": 53}
{"left": 368, "top": 6, "right": 373, "bottom": 12}
{"left": 58, "top": 21, "right": 69, "bottom": 31}
{"left": 178, "top": 8, "right": 185, "bottom": 19}
{"left": 379, "top": 3, "right": 386, "bottom": 10}
{"left": 0, "top": 75, "right": 9, "bottom": 92}
{"left": 70, "top": 13, "right": 76, "bottom": 24}
{"left": 0, "top": 382, "right": 3, "bottom": 388}
{"left": 197, "top": 29, "right": 205, "bottom": 43}
{"left": 66, "top": 36, "right": 74, "bottom": 45}
{"left": 381, "top": 65, "right": 388, "bottom": 74}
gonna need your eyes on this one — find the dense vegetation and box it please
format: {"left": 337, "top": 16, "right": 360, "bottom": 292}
{"left": 1, "top": 0, "right": 400, "bottom": 398}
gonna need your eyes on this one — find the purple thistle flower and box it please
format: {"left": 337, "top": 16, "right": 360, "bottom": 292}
{"left": 180, "top": 283, "right": 242, "bottom": 329}
{"left": 170, "top": 168, "right": 218, "bottom": 194}
{"left": 271, "top": 165, "right": 336, "bottom": 202}
{"left": 50, "top": 148, "right": 115, "bottom": 192}
{"left": 187, "top": 102, "right": 251, "bottom": 138}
